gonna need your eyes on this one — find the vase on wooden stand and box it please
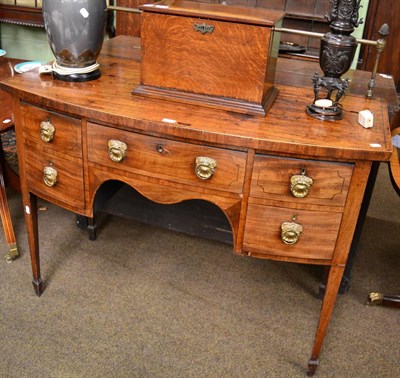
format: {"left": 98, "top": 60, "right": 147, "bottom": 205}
{"left": 307, "top": 0, "right": 363, "bottom": 121}
{"left": 42, "top": 0, "right": 107, "bottom": 82}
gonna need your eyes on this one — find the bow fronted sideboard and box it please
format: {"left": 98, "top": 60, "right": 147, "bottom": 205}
{"left": 0, "top": 36, "right": 393, "bottom": 375}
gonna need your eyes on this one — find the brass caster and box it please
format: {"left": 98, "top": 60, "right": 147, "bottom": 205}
{"left": 367, "top": 292, "right": 383, "bottom": 306}
{"left": 4, "top": 243, "right": 19, "bottom": 263}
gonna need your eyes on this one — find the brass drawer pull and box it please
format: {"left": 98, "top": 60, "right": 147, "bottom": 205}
{"left": 108, "top": 139, "right": 127, "bottom": 162}
{"left": 195, "top": 156, "right": 217, "bottom": 180}
{"left": 290, "top": 168, "right": 314, "bottom": 198}
{"left": 40, "top": 120, "right": 55, "bottom": 143}
{"left": 43, "top": 166, "right": 58, "bottom": 187}
{"left": 281, "top": 214, "right": 303, "bottom": 245}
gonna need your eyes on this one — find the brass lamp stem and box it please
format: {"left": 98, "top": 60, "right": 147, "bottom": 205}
{"left": 365, "top": 24, "right": 390, "bottom": 99}
{"left": 107, "top": 6, "right": 142, "bottom": 13}
{"left": 273, "top": 27, "right": 377, "bottom": 46}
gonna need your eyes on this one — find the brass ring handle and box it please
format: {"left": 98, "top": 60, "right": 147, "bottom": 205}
{"left": 43, "top": 166, "right": 58, "bottom": 187}
{"left": 195, "top": 156, "right": 217, "bottom": 180}
{"left": 281, "top": 214, "right": 303, "bottom": 245}
{"left": 40, "top": 120, "right": 55, "bottom": 143}
{"left": 108, "top": 139, "right": 127, "bottom": 162}
{"left": 290, "top": 168, "right": 314, "bottom": 198}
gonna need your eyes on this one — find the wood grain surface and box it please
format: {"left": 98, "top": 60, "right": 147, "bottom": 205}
{"left": 0, "top": 37, "right": 392, "bottom": 162}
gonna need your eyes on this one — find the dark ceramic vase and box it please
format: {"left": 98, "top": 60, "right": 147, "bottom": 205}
{"left": 42, "top": 0, "right": 107, "bottom": 82}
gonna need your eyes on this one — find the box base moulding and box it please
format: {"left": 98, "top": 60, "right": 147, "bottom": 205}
{"left": 132, "top": 85, "right": 279, "bottom": 117}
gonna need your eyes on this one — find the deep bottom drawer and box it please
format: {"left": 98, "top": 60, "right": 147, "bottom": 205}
{"left": 243, "top": 204, "right": 342, "bottom": 261}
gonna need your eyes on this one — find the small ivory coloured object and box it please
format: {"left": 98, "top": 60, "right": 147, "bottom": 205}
{"left": 358, "top": 110, "right": 374, "bottom": 128}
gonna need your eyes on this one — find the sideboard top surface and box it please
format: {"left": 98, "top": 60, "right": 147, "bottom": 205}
{"left": 0, "top": 36, "right": 392, "bottom": 162}
{"left": 139, "top": 0, "right": 284, "bottom": 26}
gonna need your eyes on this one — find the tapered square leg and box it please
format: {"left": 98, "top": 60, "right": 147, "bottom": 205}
{"left": 32, "top": 279, "right": 43, "bottom": 297}
{"left": 307, "top": 359, "right": 319, "bottom": 377}
{"left": 23, "top": 194, "right": 43, "bottom": 296}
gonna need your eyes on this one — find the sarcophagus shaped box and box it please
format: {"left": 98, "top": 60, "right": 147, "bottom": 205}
{"left": 133, "top": 0, "right": 284, "bottom": 116}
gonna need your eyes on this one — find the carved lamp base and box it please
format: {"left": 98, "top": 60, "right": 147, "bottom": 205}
{"left": 307, "top": 73, "right": 349, "bottom": 121}
{"left": 306, "top": 102, "right": 343, "bottom": 121}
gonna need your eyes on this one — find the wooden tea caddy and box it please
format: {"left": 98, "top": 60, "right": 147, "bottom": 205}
{"left": 133, "top": 0, "right": 284, "bottom": 116}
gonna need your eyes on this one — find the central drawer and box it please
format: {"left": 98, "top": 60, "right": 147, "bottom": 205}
{"left": 87, "top": 123, "right": 247, "bottom": 194}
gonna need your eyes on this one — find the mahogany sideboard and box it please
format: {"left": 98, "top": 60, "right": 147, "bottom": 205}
{"left": 0, "top": 36, "right": 393, "bottom": 375}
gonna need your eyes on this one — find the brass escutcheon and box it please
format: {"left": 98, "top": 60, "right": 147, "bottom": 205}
{"left": 40, "top": 120, "right": 55, "bottom": 143}
{"left": 290, "top": 168, "right": 314, "bottom": 198}
{"left": 281, "top": 214, "right": 303, "bottom": 245}
{"left": 108, "top": 139, "right": 127, "bottom": 162}
{"left": 43, "top": 166, "right": 58, "bottom": 187}
{"left": 194, "top": 22, "right": 214, "bottom": 34}
{"left": 195, "top": 156, "right": 217, "bottom": 180}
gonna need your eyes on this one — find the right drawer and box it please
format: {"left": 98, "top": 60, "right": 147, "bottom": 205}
{"left": 250, "top": 155, "right": 354, "bottom": 207}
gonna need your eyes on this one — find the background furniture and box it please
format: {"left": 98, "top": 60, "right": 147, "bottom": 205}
{"left": 0, "top": 55, "right": 20, "bottom": 261}
{"left": 358, "top": 0, "right": 400, "bottom": 92}
{"left": 0, "top": 1, "right": 43, "bottom": 28}
{"left": 367, "top": 124, "right": 400, "bottom": 309}
{"left": 0, "top": 35, "right": 392, "bottom": 375}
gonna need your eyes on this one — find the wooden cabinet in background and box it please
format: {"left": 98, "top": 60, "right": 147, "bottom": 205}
{"left": 358, "top": 0, "right": 400, "bottom": 90}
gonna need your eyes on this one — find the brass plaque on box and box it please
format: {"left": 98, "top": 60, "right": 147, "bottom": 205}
{"left": 133, "top": 0, "right": 284, "bottom": 116}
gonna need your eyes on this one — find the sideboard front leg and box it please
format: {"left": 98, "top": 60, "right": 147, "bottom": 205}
{"left": 307, "top": 265, "right": 344, "bottom": 376}
{"left": 24, "top": 193, "right": 42, "bottom": 296}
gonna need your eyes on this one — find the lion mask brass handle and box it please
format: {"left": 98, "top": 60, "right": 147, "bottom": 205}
{"left": 281, "top": 214, "right": 303, "bottom": 245}
{"left": 195, "top": 156, "right": 217, "bottom": 180}
{"left": 40, "top": 120, "right": 55, "bottom": 143}
{"left": 43, "top": 166, "right": 58, "bottom": 187}
{"left": 290, "top": 168, "right": 313, "bottom": 198}
{"left": 108, "top": 139, "right": 127, "bottom": 162}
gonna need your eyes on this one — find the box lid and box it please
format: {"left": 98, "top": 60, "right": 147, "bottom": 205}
{"left": 140, "top": 0, "right": 284, "bottom": 26}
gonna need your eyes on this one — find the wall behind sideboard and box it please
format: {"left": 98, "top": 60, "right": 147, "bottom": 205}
{"left": 1, "top": 23, "right": 53, "bottom": 61}
{"left": 0, "top": 0, "right": 369, "bottom": 67}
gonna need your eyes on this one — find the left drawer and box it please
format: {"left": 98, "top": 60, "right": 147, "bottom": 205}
{"left": 24, "top": 143, "right": 85, "bottom": 211}
{"left": 21, "top": 102, "right": 82, "bottom": 158}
